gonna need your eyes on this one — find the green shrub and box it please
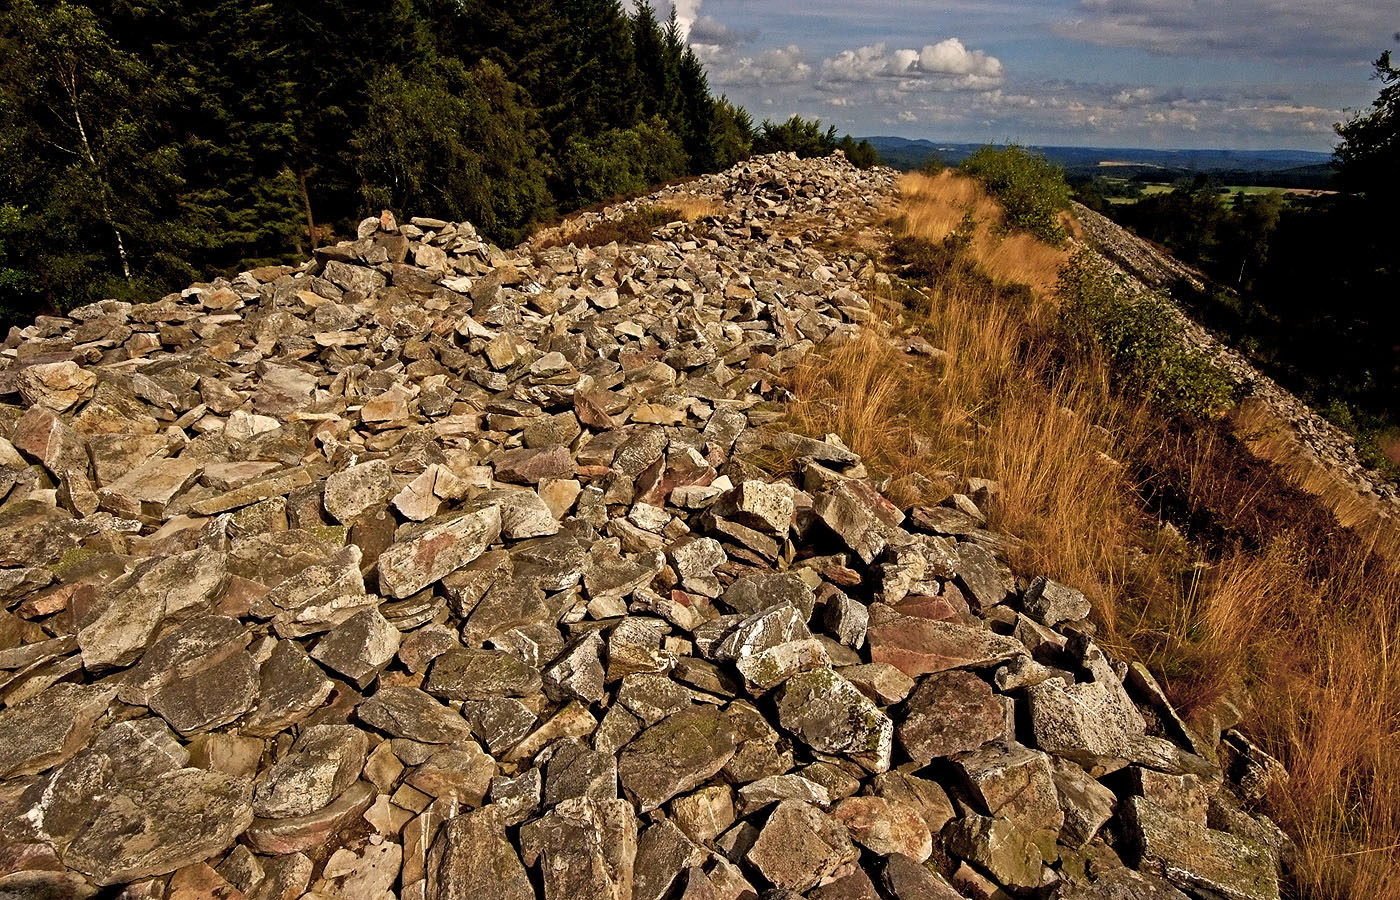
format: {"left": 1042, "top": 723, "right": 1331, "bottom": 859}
{"left": 558, "top": 117, "right": 689, "bottom": 208}
{"left": 753, "top": 115, "right": 838, "bottom": 158}
{"left": 961, "top": 145, "right": 1072, "bottom": 245}
{"left": 1057, "top": 251, "right": 1239, "bottom": 419}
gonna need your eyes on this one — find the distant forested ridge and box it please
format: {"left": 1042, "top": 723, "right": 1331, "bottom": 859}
{"left": 0, "top": 0, "right": 874, "bottom": 327}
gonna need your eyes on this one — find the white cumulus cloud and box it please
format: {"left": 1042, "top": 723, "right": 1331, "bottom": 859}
{"left": 714, "top": 45, "right": 814, "bottom": 86}
{"left": 818, "top": 40, "right": 1004, "bottom": 87}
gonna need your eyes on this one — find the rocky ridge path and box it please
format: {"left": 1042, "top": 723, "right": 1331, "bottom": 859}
{"left": 0, "top": 154, "right": 1285, "bottom": 900}
{"left": 1075, "top": 202, "right": 1400, "bottom": 512}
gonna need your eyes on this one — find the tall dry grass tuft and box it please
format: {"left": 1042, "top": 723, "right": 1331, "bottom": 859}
{"left": 899, "top": 171, "right": 1069, "bottom": 296}
{"left": 665, "top": 196, "right": 724, "bottom": 222}
{"left": 785, "top": 167, "right": 1400, "bottom": 898}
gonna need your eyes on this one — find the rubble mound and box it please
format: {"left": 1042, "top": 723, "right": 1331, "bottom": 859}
{"left": 0, "top": 153, "right": 1285, "bottom": 899}
{"left": 1076, "top": 202, "right": 1400, "bottom": 512}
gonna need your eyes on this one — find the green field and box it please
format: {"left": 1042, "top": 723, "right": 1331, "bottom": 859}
{"left": 1107, "top": 182, "right": 1336, "bottom": 204}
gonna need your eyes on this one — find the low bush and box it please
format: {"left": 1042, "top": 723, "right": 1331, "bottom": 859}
{"left": 1058, "top": 251, "right": 1239, "bottom": 419}
{"left": 960, "top": 145, "right": 1072, "bottom": 244}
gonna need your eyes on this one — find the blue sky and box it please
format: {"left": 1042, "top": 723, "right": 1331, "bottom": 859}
{"left": 640, "top": 0, "right": 1397, "bottom": 150}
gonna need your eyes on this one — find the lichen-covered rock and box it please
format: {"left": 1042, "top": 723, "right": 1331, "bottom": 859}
{"left": 745, "top": 799, "right": 859, "bottom": 892}
{"left": 776, "top": 667, "right": 893, "bottom": 773}
{"left": 357, "top": 686, "right": 474, "bottom": 744}
{"left": 618, "top": 706, "right": 737, "bottom": 811}
{"left": 898, "top": 671, "right": 1006, "bottom": 764}
{"left": 426, "top": 805, "right": 534, "bottom": 900}
{"left": 252, "top": 725, "right": 367, "bottom": 819}
{"left": 425, "top": 647, "right": 543, "bottom": 700}
{"left": 1122, "top": 796, "right": 1280, "bottom": 900}
{"left": 63, "top": 768, "right": 254, "bottom": 885}
{"left": 0, "top": 683, "right": 115, "bottom": 778}
{"left": 378, "top": 504, "right": 503, "bottom": 598}
{"left": 520, "top": 797, "right": 638, "bottom": 900}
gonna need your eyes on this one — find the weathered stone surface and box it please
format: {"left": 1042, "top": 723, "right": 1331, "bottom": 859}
{"left": 466, "top": 696, "right": 537, "bottom": 757}
{"left": 78, "top": 550, "right": 227, "bottom": 671}
{"left": 252, "top": 545, "right": 372, "bottom": 638}
{"left": 252, "top": 725, "right": 367, "bottom": 819}
{"left": 867, "top": 613, "right": 1022, "bottom": 678}
{"left": 953, "top": 742, "right": 1064, "bottom": 850}
{"left": 118, "top": 615, "right": 259, "bottom": 735}
{"left": 1056, "top": 865, "right": 1193, "bottom": 900}
{"left": 810, "top": 867, "right": 881, "bottom": 900}
{"left": 633, "top": 819, "right": 706, "bottom": 900}
{"left": 954, "top": 541, "right": 1015, "bottom": 610}
{"left": 1052, "top": 758, "right": 1118, "bottom": 848}
{"left": 425, "top": 647, "right": 542, "bottom": 700}
{"left": 618, "top": 705, "right": 737, "bottom": 811}
{"left": 242, "top": 640, "right": 334, "bottom": 736}
{"left": 946, "top": 815, "right": 1043, "bottom": 892}
{"left": 243, "top": 780, "right": 375, "bottom": 855}
{"left": 745, "top": 799, "right": 859, "bottom": 893}
{"left": 834, "top": 795, "right": 933, "bottom": 861}
{"left": 425, "top": 805, "right": 534, "bottom": 900}
{"left": 310, "top": 607, "right": 400, "bottom": 688}
{"left": 64, "top": 768, "right": 254, "bottom": 885}
{"left": 712, "top": 481, "right": 794, "bottom": 534}
{"left": 617, "top": 673, "right": 692, "bottom": 724}
{"left": 736, "top": 774, "right": 831, "bottom": 813}
{"left": 409, "top": 742, "right": 496, "bottom": 805}
{"left": 811, "top": 481, "right": 902, "bottom": 564}
{"left": 881, "top": 854, "right": 966, "bottom": 900}
{"left": 1022, "top": 575, "right": 1092, "bottom": 626}
{"left": 495, "top": 445, "right": 574, "bottom": 484}
{"left": 721, "top": 572, "right": 815, "bottom": 618}
{"left": 1026, "top": 657, "right": 1148, "bottom": 769}
{"left": 872, "top": 771, "right": 957, "bottom": 837}
{"left": 776, "top": 667, "right": 893, "bottom": 773}
{"left": 0, "top": 682, "right": 115, "bottom": 777}
{"left": 358, "top": 686, "right": 473, "bottom": 744}
{"left": 1122, "top": 796, "right": 1280, "bottom": 900}
{"left": 519, "top": 797, "right": 638, "bottom": 900}
{"left": 898, "top": 671, "right": 1006, "bottom": 764}
{"left": 839, "top": 662, "right": 915, "bottom": 705}
{"left": 669, "top": 536, "right": 728, "bottom": 598}
{"left": 543, "top": 631, "right": 606, "bottom": 705}
{"left": 378, "top": 504, "right": 503, "bottom": 598}
{"left": 481, "top": 486, "right": 560, "bottom": 539}
{"left": 18, "top": 361, "right": 96, "bottom": 412}
{"left": 542, "top": 737, "right": 616, "bottom": 807}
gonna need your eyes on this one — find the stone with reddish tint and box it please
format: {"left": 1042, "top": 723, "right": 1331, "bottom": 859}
{"left": 745, "top": 800, "right": 858, "bottom": 893}
{"left": 378, "top": 504, "right": 503, "bottom": 598}
{"left": 898, "top": 671, "right": 1006, "bottom": 764}
{"left": 867, "top": 610, "right": 1022, "bottom": 678}
{"left": 833, "top": 795, "right": 933, "bottom": 861}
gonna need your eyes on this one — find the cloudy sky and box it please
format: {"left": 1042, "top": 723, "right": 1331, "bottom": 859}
{"left": 637, "top": 0, "right": 1397, "bottom": 150}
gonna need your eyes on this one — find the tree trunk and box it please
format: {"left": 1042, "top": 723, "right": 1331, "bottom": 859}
{"left": 64, "top": 70, "right": 131, "bottom": 280}
{"left": 298, "top": 170, "right": 318, "bottom": 251}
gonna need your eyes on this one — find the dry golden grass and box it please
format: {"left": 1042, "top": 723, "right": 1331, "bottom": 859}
{"left": 664, "top": 195, "right": 724, "bottom": 222}
{"left": 899, "top": 171, "right": 1069, "bottom": 296}
{"left": 785, "top": 168, "right": 1400, "bottom": 899}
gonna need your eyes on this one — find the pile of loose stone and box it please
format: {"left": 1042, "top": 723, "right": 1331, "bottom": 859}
{"left": 0, "top": 153, "right": 1287, "bottom": 900}
{"left": 1074, "top": 202, "right": 1400, "bottom": 510}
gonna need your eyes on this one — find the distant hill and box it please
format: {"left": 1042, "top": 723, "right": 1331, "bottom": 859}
{"left": 865, "top": 136, "right": 1335, "bottom": 183}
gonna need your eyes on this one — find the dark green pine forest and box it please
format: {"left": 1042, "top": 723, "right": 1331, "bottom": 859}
{"left": 0, "top": 0, "right": 877, "bottom": 329}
